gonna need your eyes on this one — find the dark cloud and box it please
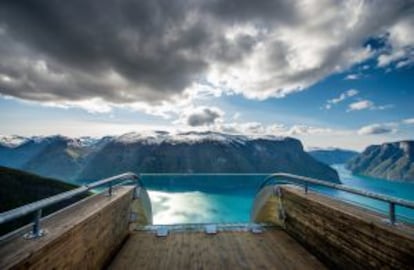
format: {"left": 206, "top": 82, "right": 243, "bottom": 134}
{"left": 187, "top": 107, "right": 222, "bottom": 126}
{"left": 0, "top": 0, "right": 212, "bottom": 103}
{"left": 205, "top": 0, "right": 298, "bottom": 24}
{"left": 0, "top": 0, "right": 412, "bottom": 108}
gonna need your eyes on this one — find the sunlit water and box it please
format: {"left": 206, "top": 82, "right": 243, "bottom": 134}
{"left": 140, "top": 168, "right": 414, "bottom": 225}
{"left": 148, "top": 190, "right": 252, "bottom": 224}
{"left": 141, "top": 175, "right": 263, "bottom": 225}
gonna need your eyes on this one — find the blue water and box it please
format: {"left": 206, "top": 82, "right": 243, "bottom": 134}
{"left": 141, "top": 175, "right": 263, "bottom": 224}
{"left": 320, "top": 165, "right": 414, "bottom": 222}
{"left": 140, "top": 168, "right": 414, "bottom": 225}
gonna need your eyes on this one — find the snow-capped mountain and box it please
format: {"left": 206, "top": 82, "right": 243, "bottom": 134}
{"left": 0, "top": 135, "right": 29, "bottom": 148}
{"left": 0, "top": 131, "right": 340, "bottom": 183}
{"left": 114, "top": 131, "right": 284, "bottom": 146}
{"left": 0, "top": 135, "right": 103, "bottom": 148}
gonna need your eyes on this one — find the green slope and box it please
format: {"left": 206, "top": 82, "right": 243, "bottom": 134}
{"left": 0, "top": 166, "right": 86, "bottom": 235}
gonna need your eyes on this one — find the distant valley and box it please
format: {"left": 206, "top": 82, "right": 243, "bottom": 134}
{"left": 308, "top": 148, "right": 359, "bottom": 165}
{"left": 0, "top": 131, "right": 340, "bottom": 183}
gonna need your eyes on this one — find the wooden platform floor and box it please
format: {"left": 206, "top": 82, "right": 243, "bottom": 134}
{"left": 108, "top": 228, "right": 326, "bottom": 270}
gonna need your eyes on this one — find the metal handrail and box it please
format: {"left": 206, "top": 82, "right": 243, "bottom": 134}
{"left": 258, "top": 173, "right": 414, "bottom": 225}
{"left": 0, "top": 172, "right": 141, "bottom": 239}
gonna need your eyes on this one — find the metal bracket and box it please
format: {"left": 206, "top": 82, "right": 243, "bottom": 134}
{"left": 250, "top": 224, "right": 263, "bottom": 234}
{"left": 23, "top": 209, "right": 46, "bottom": 240}
{"left": 205, "top": 224, "right": 217, "bottom": 235}
{"left": 23, "top": 229, "right": 47, "bottom": 240}
{"left": 156, "top": 227, "right": 169, "bottom": 237}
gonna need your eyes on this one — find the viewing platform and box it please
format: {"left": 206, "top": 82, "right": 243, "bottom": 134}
{"left": 1, "top": 173, "right": 414, "bottom": 269}
{"left": 108, "top": 226, "right": 325, "bottom": 270}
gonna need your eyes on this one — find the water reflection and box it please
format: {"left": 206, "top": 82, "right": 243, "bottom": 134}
{"left": 148, "top": 190, "right": 252, "bottom": 224}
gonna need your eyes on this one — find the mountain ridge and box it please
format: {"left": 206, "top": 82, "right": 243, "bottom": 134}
{"left": 0, "top": 131, "right": 340, "bottom": 183}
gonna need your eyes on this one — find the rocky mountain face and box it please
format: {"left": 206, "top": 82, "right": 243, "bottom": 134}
{"left": 308, "top": 148, "right": 359, "bottom": 165}
{"left": 0, "top": 131, "right": 340, "bottom": 183}
{"left": 346, "top": 141, "right": 414, "bottom": 182}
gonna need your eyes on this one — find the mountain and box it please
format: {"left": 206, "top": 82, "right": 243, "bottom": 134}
{"left": 0, "top": 135, "right": 106, "bottom": 180}
{"left": 346, "top": 141, "right": 414, "bottom": 182}
{"left": 308, "top": 148, "right": 359, "bottom": 165}
{"left": 0, "top": 166, "right": 84, "bottom": 235}
{"left": 0, "top": 131, "right": 340, "bottom": 183}
{"left": 79, "top": 131, "right": 340, "bottom": 183}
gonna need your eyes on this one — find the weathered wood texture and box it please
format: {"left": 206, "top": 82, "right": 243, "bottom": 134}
{"left": 108, "top": 228, "right": 326, "bottom": 270}
{"left": 0, "top": 186, "right": 135, "bottom": 270}
{"left": 252, "top": 186, "right": 414, "bottom": 270}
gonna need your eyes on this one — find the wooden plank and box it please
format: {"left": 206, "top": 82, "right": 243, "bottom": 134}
{"left": 108, "top": 228, "right": 326, "bottom": 270}
{"left": 0, "top": 186, "right": 135, "bottom": 270}
{"left": 278, "top": 187, "right": 414, "bottom": 270}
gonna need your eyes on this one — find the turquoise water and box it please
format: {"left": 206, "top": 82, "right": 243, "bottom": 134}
{"left": 141, "top": 175, "right": 263, "bottom": 224}
{"left": 320, "top": 165, "right": 414, "bottom": 222}
{"left": 141, "top": 168, "right": 414, "bottom": 225}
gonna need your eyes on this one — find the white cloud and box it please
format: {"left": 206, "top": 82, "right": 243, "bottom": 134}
{"left": 377, "top": 13, "right": 414, "bottom": 69}
{"left": 395, "top": 59, "right": 411, "bottom": 68}
{"left": 357, "top": 123, "right": 397, "bottom": 135}
{"left": 403, "top": 118, "right": 414, "bottom": 124}
{"left": 347, "top": 99, "right": 393, "bottom": 112}
{"left": 286, "top": 125, "right": 333, "bottom": 136}
{"left": 325, "top": 89, "right": 359, "bottom": 109}
{"left": 347, "top": 89, "right": 359, "bottom": 97}
{"left": 378, "top": 50, "right": 406, "bottom": 67}
{"left": 44, "top": 98, "right": 113, "bottom": 114}
{"left": 216, "top": 122, "right": 337, "bottom": 137}
{"left": 345, "top": 74, "right": 360, "bottom": 80}
{"left": 375, "top": 104, "right": 394, "bottom": 110}
{"left": 348, "top": 100, "right": 374, "bottom": 111}
{"left": 218, "top": 122, "right": 266, "bottom": 135}
{"left": 356, "top": 118, "right": 414, "bottom": 137}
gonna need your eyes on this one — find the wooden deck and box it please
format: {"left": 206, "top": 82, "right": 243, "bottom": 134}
{"left": 0, "top": 187, "right": 134, "bottom": 270}
{"left": 108, "top": 228, "right": 326, "bottom": 270}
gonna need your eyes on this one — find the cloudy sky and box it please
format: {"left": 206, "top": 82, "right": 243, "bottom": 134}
{"left": 0, "top": 0, "right": 413, "bottom": 150}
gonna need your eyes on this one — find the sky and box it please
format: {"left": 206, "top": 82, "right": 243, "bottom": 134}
{"left": 0, "top": 0, "right": 413, "bottom": 151}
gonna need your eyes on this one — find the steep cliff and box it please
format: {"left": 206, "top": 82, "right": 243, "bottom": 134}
{"left": 346, "top": 141, "right": 414, "bottom": 182}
